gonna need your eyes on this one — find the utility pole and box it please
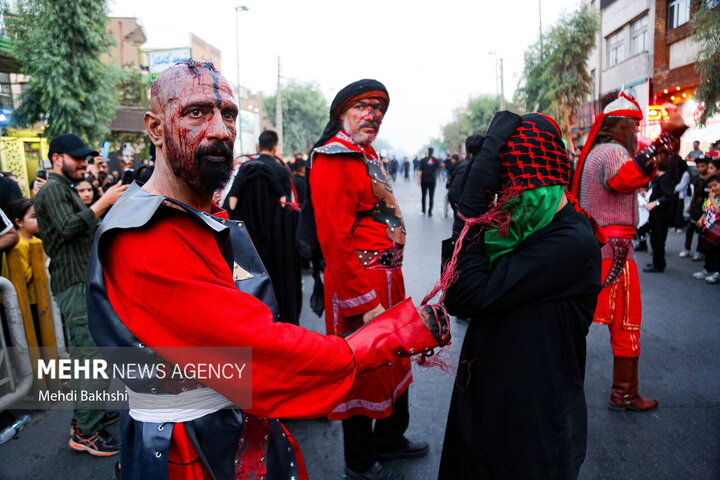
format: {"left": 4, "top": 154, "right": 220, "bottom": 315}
{"left": 489, "top": 51, "right": 499, "bottom": 107}
{"left": 235, "top": 5, "right": 248, "bottom": 155}
{"left": 538, "top": 0, "right": 544, "bottom": 59}
{"left": 499, "top": 58, "right": 505, "bottom": 111}
{"left": 275, "top": 56, "right": 284, "bottom": 156}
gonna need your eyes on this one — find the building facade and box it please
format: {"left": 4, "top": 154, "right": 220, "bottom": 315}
{"left": 652, "top": 0, "right": 719, "bottom": 152}
{"left": 580, "top": 0, "right": 656, "bottom": 144}
{"left": 579, "top": 0, "right": 718, "bottom": 155}
{"left": 103, "top": 17, "right": 147, "bottom": 69}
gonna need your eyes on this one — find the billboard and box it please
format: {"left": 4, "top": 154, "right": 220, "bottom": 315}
{"left": 147, "top": 48, "right": 192, "bottom": 80}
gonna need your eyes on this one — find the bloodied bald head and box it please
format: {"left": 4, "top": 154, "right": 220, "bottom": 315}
{"left": 146, "top": 60, "right": 238, "bottom": 194}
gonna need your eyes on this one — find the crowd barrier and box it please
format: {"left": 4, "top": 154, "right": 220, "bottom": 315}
{"left": 0, "top": 237, "right": 69, "bottom": 407}
{"left": 0, "top": 277, "right": 34, "bottom": 410}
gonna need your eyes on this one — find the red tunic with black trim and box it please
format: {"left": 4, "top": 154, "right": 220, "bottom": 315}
{"left": 103, "top": 205, "right": 367, "bottom": 479}
{"left": 310, "top": 132, "right": 411, "bottom": 420}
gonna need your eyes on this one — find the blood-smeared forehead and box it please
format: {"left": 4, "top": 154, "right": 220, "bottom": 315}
{"left": 151, "top": 63, "right": 235, "bottom": 112}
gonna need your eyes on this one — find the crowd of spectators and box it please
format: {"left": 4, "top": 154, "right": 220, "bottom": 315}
{"left": 0, "top": 134, "right": 155, "bottom": 456}
{"left": 633, "top": 140, "right": 720, "bottom": 284}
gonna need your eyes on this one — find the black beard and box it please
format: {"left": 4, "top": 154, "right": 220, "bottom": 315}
{"left": 197, "top": 152, "right": 234, "bottom": 193}
{"left": 61, "top": 163, "right": 84, "bottom": 182}
{"left": 165, "top": 135, "right": 233, "bottom": 194}
{"left": 624, "top": 134, "right": 638, "bottom": 155}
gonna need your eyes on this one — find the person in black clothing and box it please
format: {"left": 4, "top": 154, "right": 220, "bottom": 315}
{"left": 439, "top": 112, "right": 602, "bottom": 480}
{"left": 403, "top": 157, "right": 411, "bottom": 181}
{"left": 0, "top": 208, "right": 19, "bottom": 252}
{"left": 418, "top": 147, "right": 440, "bottom": 216}
{"left": 441, "top": 155, "right": 452, "bottom": 181}
{"left": 643, "top": 159, "right": 678, "bottom": 273}
{"left": 225, "top": 130, "right": 303, "bottom": 325}
{"left": 447, "top": 157, "right": 468, "bottom": 215}
{"left": 388, "top": 157, "right": 399, "bottom": 182}
{"left": 226, "top": 131, "right": 295, "bottom": 209}
{"left": 448, "top": 135, "right": 484, "bottom": 218}
{"left": 672, "top": 159, "right": 690, "bottom": 230}
{"left": 0, "top": 173, "right": 23, "bottom": 216}
{"left": 442, "top": 155, "right": 460, "bottom": 217}
{"left": 291, "top": 158, "right": 308, "bottom": 205}
{"left": 291, "top": 151, "right": 305, "bottom": 170}
{"left": 683, "top": 156, "right": 711, "bottom": 259}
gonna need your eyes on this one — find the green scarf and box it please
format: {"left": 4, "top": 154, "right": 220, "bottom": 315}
{"left": 484, "top": 185, "right": 565, "bottom": 266}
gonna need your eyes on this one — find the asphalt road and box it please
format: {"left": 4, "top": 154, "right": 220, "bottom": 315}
{"left": 1, "top": 177, "right": 718, "bottom": 480}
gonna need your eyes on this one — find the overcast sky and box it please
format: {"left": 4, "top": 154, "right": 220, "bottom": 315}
{"left": 110, "top": 0, "right": 582, "bottom": 154}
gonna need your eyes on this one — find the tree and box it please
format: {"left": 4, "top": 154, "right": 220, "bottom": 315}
{"left": 442, "top": 115, "right": 472, "bottom": 155}
{"left": 5, "top": 0, "right": 119, "bottom": 144}
{"left": 543, "top": 4, "right": 598, "bottom": 153}
{"left": 515, "top": 42, "right": 552, "bottom": 113}
{"left": 117, "top": 66, "right": 150, "bottom": 107}
{"left": 264, "top": 80, "right": 329, "bottom": 154}
{"left": 467, "top": 95, "right": 504, "bottom": 133}
{"left": 516, "top": 4, "right": 598, "bottom": 152}
{"left": 441, "top": 94, "right": 523, "bottom": 154}
{"left": 692, "top": 2, "right": 720, "bottom": 125}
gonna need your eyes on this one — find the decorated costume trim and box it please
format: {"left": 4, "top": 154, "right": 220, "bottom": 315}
{"left": 337, "top": 290, "right": 378, "bottom": 309}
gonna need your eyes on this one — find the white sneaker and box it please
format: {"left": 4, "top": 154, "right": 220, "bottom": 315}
{"left": 706, "top": 272, "right": 720, "bottom": 284}
{"left": 693, "top": 269, "right": 709, "bottom": 279}
{"left": 679, "top": 250, "right": 691, "bottom": 258}
{"left": 692, "top": 252, "right": 704, "bottom": 262}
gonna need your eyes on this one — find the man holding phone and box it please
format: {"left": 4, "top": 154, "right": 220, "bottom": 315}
{"left": 89, "top": 155, "right": 113, "bottom": 192}
{"left": 34, "top": 133, "right": 128, "bottom": 456}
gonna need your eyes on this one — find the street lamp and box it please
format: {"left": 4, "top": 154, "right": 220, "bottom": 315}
{"left": 235, "top": 5, "right": 248, "bottom": 155}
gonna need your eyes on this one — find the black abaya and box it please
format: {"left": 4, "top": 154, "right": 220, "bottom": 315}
{"left": 226, "top": 161, "right": 303, "bottom": 325}
{"left": 439, "top": 204, "right": 601, "bottom": 480}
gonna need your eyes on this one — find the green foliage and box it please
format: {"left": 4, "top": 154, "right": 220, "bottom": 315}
{"left": 692, "top": 2, "right": 720, "bottom": 125}
{"left": 441, "top": 94, "right": 523, "bottom": 154}
{"left": 467, "top": 95, "right": 503, "bottom": 132}
{"left": 264, "top": 80, "right": 329, "bottom": 154}
{"left": 6, "top": 0, "right": 119, "bottom": 144}
{"left": 516, "top": 4, "right": 598, "bottom": 151}
{"left": 442, "top": 115, "right": 472, "bottom": 155}
{"left": 515, "top": 42, "right": 551, "bottom": 113}
{"left": 118, "top": 66, "right": 150, "bottom": 107}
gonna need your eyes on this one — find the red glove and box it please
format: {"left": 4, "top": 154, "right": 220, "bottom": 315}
{"left": 345, "top": 298, "right": 450, "bottom": 372}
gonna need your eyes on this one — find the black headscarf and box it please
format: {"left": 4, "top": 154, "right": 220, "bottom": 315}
{"left": 308, "top": 79, "right": 389, "bottom": 159}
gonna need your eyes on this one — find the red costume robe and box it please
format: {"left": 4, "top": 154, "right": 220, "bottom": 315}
{"left": 102, "top": 206, "right": 362, "bottom": 480}
{"left": 310, "top": 132, "right": 410, "bottom": 420}
{"left": 579, "top": 142, "right": 655, "bottom": 357}
{"left": 91, "top": 180, "right": 445, "bottom": 480}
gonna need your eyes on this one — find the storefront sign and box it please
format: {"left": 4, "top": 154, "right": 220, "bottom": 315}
{"left": 148, "top": 48, "right": 192, "bottom": 80}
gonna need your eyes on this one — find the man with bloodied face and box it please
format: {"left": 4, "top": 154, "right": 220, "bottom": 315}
{"left": 309, "top": 80, "right": 430, "bottom": 480}
{"left": 151, "top": 63, "right": 236, "bottom": 198}
{"left": 85, "top": 62, "right": 450, "bottom": 480}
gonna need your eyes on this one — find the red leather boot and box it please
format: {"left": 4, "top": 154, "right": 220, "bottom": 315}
{"left": 608, "top": 356, "right": 659, "bottom": 411}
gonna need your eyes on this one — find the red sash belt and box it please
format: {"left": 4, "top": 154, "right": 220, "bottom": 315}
{"left": 603, "top": 224, "right": 636, "bottom": 239}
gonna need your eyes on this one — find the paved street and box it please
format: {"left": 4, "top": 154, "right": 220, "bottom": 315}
{"left": 1, "top": 177, "right": 718, "bottom": 479}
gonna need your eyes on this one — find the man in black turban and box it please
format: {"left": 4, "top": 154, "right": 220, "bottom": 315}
{"left": 309, "top": 79, "right": 429, "bottom": 480}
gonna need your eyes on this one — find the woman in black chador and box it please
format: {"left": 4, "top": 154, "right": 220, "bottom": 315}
{"left": 438, "top": 112, "right": 603, "bottom": 480}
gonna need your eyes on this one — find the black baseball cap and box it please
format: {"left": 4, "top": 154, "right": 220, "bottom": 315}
{"left": 48, "top": 134, "right": 98, "bottom": 160}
